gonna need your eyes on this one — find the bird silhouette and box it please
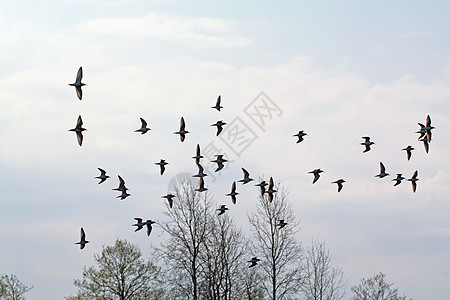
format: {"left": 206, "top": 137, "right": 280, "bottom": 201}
{"left": 226, "top": 181, "right": 239, "bottom": 204}
{"left": 211, "top": 120, "right": 226, "bottom": 136}
{"left": 132, "top": 218, "right": 145, "bottom": 232}
{"left": 155, "top": 159, "right": 169, "bottom": 175}
{"left": 407, "top": 170, "right": 419, "bottom": 193}
{"left": 332, "top": 179, "right": 345, "bottom": 192}
{"left": 75, "top": 227, "right": 89, "bottom": 249}
{"left": 266, "top": 177, "right": 277, "bottom": 202}
{"left": 293, "top": 130, "right": 307, "bottom": 143}
{"left": 211, "top": 155, "right": 227, "bottom": 172}
{"left": 375, "top": 162, "right": 389, "bottom": 178}
{"left": 276, "top": 219, "right": 287, "bottom": 229}
{"left": 174, "top": 117, "right": 189, "bottom": 142}
{"left": 238, "top": 168, "right": 253, "bottom": 184}
{"left": 416, "top": 123, "right": 427, "bottom": 140}
{"left": 402, "top": 146, "right": 414, "bottom": 161}
{"left": 195, "top": 177, "right": 208, "bottom": 192}
{"left": 135, "top": 117, "right": 151, "bottom": 134}
{"left": 69, "top": 115, "right": 86, "bottom": 146}
{"left": 117, "top": 189, "right": 131, "bottom": 200}
{"left": 217, "top": 205, "right": 229, "bottom": 215}
{"left": 112, "top": 175, "right": 128, "bottom": 192}
{"left": 95, "top": 168, "right": 110, "bottom": 184}
{"left": 211, "top": 95, "right": 223, "bottom": 111}
{"left": 360, "top": 136, "right": 375, "bottom": 153}
{"left": 192, "top": 144, "right": 204, "bottom": 164}
{"left": 162, "top": 193, "right": 176, "bottom": 208}
{"left": 145, "top": 220, "right": 156, "bottom": 236}
{"left": 392, "top": 174, "right": 405, "bottom": 186}
{"left": 68, "top": 66, "right": 86, "bottom": 100}
{"left": 423, "top": 115, "right": 435, "bottom": 143}
{"left": 248, "top": 257, "right": 261, "bottom": 268}
{"left": 309, "top": 169, "right": 324, "bottom": 184}
{"left": 255, "top": 180, "right": 268, "bottom": 197}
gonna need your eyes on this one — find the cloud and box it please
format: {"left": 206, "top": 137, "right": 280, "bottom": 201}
{"left": 80, "top": 12, "right": 252, "bottom": 48}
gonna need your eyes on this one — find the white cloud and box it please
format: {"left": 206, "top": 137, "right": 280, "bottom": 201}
{"left": 80, "top": 12, "right": 252, "bottom": 48}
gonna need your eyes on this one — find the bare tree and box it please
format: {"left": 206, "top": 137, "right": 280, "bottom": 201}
{"left": 0, "top": 274, "right": 33, "bottom": 300}
{"left": 158, "top": 179, "right": 213, "bottom": 300}
{"left": 67, "top": 239, "right": 164, "bottom": 300}
{"left": 351, "top": 272, "right": 408, "bottom": 300}
{"left": 248, "top": 181, "right": 303, "bottom": 300}
{"left": 199, "top": 213, "right": 249, "bottom": 299}
{"left": 240, "top": 264, "right": 265, "bottom": 300}
{"left": 300, "top": 240, "right": 346, "bottom": 300}
{"left": 159, "top": 179, "right": 263, "bottom": 300}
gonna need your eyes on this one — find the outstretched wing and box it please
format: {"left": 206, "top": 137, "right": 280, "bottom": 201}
{"left": 76, "top": 86, "right": 82, "bottom": 100}
{"left": 76, "top": 66, "right": 83, "bottom": 83}
{"left": 140, "top": 117, "right": 147, "bottom": 128}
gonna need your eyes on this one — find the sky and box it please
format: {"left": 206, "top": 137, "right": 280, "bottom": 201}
{"left": 1, "top": 0, "right": 450, "bottom": 299}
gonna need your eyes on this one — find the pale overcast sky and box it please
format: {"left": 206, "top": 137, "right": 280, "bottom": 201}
{"left": 1, "top": 1, "right": 450, "bottom": 299}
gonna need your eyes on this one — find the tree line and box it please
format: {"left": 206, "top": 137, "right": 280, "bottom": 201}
{"left": 3, "top": 180, "right": 410, "bottom": 299}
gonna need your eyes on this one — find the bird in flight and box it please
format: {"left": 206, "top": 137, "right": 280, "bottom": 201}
{"left": 211, "top": 155, "right": 227, "bottom": 172}
{"left": 276, "top": 220, "right": 287, "bottom": 229}
{"left": 375, "top": 162, "right": 389, "bottom": 178}
{"left": 226, "top": 181, "right": 239, "bottom": 204}
{"left": 392, "top": 174, "right": 405, "bottom": 186}
{"left": 112, "top": 175, "right": 129, "bottom": 193}
{"left": 155, "top": 159, "right": 169, "bottom": 175}
{"left": 217, "top": 205, "right": 229, "bottom": 216}
{"left": 211, "top": 120, "right": 226, "bottom": 136}
{"left": 248, "top": 257, "right": 261, "bottom": 268}
{"left": 135, "top": 117, "right": 151, "bottom": 134}
{"left": 174, "top": 117, "right": 189, "bottom": 142}
{"left": 360, "top": 136, "right": 375, "bottom": 153}
{"left": 238, "top": 168, "right": 253, "bottom": 184}
{"left": 95, "top": 168, "right": 110, "bottom": 184}
{"left": 211, "top": 95, "right": 223, "bottom": 111}
{"left": 255, "top": 180, "right": 268, "bottom": 197}
{"left": 332, "top": 179, "right": 345, "bottom": 192}
{"left": 132, "top": 218, "right": 146, "bottom": 232}
{"left": 75, "top": 227, "right": 89, "bottom": 249}
{"left": 192, "top": 144, "right": 204, "bottom": 164}
{"left": 145, "top": 220, "right": 156, "bottom": 236}
{"left": 402, "top": 146, "right": 414, "bottom": 161}
{"left": 117, "top": 189, "right": 131, "bottom": 200}
{"left": 195, "top": 177, "right": 208, "bottom": 192}
{"left": 69, "top": 66, "right": 86, "bottom": 100}
{"left": 309, "top": 169, "right": 324, "bottom": 184}
{"left": 421, "top": 115, "right": 435, "bottom": 143}
{"left": 293, "top": 130, "right": 307, "bottom": 143}
{"left": 162, "top": 193, "right": 176, "bottom": 209}
{"left": 416, "top": 123, "right": 427, "bottom": 140}
{"left": 407, "top": 170, "right": 419, "bottom": 193}
{"left": 69, "top": 115, "right": 86, "bottom": 146}
{"left": 266, "top": 177, "right": 277, "bottom": 202}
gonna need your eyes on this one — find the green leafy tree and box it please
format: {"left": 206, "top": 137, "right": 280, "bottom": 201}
{"left": 351, "top": 272, "right": 408, "bottom": 300}
{"left": 0, "top": 274, "right": 33, "bottom": 300}
{"left": 67, "top": 239, "right": 164, "bottom": 300}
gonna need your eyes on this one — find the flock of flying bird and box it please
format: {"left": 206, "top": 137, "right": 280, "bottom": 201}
{"left": 357, "top": 113, "right": 435, "bottom": 193}
{"left": 69, "top": 67, "right": 435, "bottom": 267}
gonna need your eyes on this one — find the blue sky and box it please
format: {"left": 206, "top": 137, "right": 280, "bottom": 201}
{"left": 1, "top": 1, "right": 450, "bottom": 299}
